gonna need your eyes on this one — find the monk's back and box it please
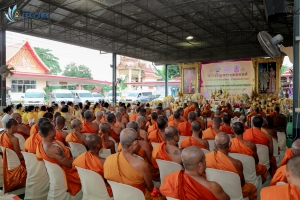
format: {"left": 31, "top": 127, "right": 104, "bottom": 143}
{"left": 165, "top": 143, "right": 181, "bottom": 164}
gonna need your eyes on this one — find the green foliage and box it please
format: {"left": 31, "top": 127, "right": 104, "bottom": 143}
{"left": 117, "top": 78, "right": 127, "bottom": 91}
{"left": 34, "top": 47, "right": 62, "bottom": 75}
{"left": 83, "top": 85, "right": 95, "bottom": 91}
{"left": 154, "top": 64, "right": 180, "bottom": 80}
{"left": 100, "top": 84, "right": 112, "bottom": 95}
{"left": 62, "top": 62, "right": 93, "bottom": 79}
{"left": 281, "top": 65, "right": 290, "bottom": 75}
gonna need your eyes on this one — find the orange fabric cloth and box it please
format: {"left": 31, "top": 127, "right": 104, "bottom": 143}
{"left": 243, "top": 128, "right": 269, "bottom": 146}
{"left": 129, "top": 113, "right": 137, "bottom": 122}
{"left": 36, "top": 140, "right": 81, "bottom": 196}
{"left": 184, "top": 105, "right": 195, "bottom": 119}
{"left": 280, "top": 148, "right": 293, "bottom": 167}
{"left": 168, "top": 115, "right": 184, "bottom": 123}
{"left": 0, "top": 132, "right": 14, "bottom": 150}
{"left": 151, "top": 142, "right": 171, "bottom": 168}
{"left": 196, "top": 118, "right": 205, "bottom": 129}
{"left": 207, "top": 120, "right": 212, "bottom": 128}
{"left": 55, "top": 129, "right": 65, "bottom": 144}
{"left": 73, "top": 151, "right": 112, "bottom": 197}
{"left": 168, "top": 120, "right": 179, "bottom": 128}
{"left": 30, "top": 124, "right": 38, "bottom": 136}
{"left": 148, "top": 129, "right": 164, "bottom": 143}
{"left": 148, "top": 121, "right": 158, "bottom": 133}
{"left": 180, "top": 137, "right": 208, "bottom": 150}
{"left": 25, "top": 127, "right": 42, "bottom": 154}
{"left": 244, "top": 125, "right": 250, "bottom": 130}
{"left": 81, "top": 121, "right": 98, "bottom": 133}
{"left": 270, "top": 165, "right": 287, "bottom": 186}
{"left": 206, "top": 151, "right": 257, "bottom": 200}
{"left": 160, "top": 170, "right": 217, "bottom": 200}
{"left": 110, "top": 129, "right": 120, "bottom": 143}
{"left": 65, "top": 132, "right": 85, "bottom": 146}
{"left": 220, "top": 125, "right": 233, "bottom": 134}
{"left": 202, "top": 127, "right": 217, "bottom": 140}
{"left": 16, "top": 124, "right": 30, "bottom": 140}
{"left": 260, "top": 184, "right": 300, "bottom": 200}
{"left": 177, "top": 122, "right": 192, "bottom": 136}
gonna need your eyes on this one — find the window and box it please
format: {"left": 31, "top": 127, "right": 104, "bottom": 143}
{"left": 281, "top": 77, "right": 287, "bottom": 83}
{"left": 11, "top": 80, "right": 36, "bottom": 93}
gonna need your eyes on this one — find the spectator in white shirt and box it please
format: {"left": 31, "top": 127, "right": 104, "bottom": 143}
{"left": 1, "top": 106, "right": 14, "bottom": 128}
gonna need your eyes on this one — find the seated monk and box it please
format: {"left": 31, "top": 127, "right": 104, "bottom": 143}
{"left": 53, "top": 112, "right": 61, "bottom": 127}
{"left": 168, "top": 111, "right": 181, "bottom": 128}
{"left": 138, "top": 108, "right": 147, "bottom": 117}
{"left": 210, "top": 106, "right": 222, "bottom": 120}
{"left": 180, "top": 121, "right": 209, "bottom": 150}
{"left": 243, "top": 116, "right": 277, "bottom": 176}
{"left": 280, "top": 147, "right": 293, "bottom": 167}
{"left": 270, "top": 140, "right": 300, "bottom": 186}
{"left": 81, "top": 110, "right": 99, "bottom": 134}
{"left": 93, "top": 111, "right": 105, "bottom": 125}
{"left": 177, "top": 107, "right": 187, "bottom": 122}
{"left": 136, "top": 116, "right": 149, "bottom": 141}
{"left": 73, "top": 134, "right": 113, "bottom": 197}
{"left": 261, "top": 156, "right": 300, "bottom": 200}
{"left": 261, "top": 121, "right": 278, "bottom": 141}
{"left": 206, "top": 132, "right": 257, "bottom": 200}
{"left": 0, "top": 119, "right": 27, "bottom": 193}
{"left": 104, "top": 128, "right": 164, "bottom": 199}
{"left": 202, "top": 117, "right": 222, "bottom": 140}
{"left": 258, "top": 106, "right": 267, "bottom": 119}
{"left": 161, "top": 146, "right": 229, "bottom": 200}
{"left": 194, "top": 108, "right": 205, "bottom": 128}
{"left": 229, "top": 122, "right": 268, "bottom": 183}
{"left": 148, "top": 112, "right": 159, "bottom": 133}
{"left": 201, "top": 101, "right": 212, "bottom": 117}
{"left": 178, "top": 111, "right": 197, "bottom": 136}
{"left": 183, "top": 102, "right": 197, "bottom": 119}
{"left": 207, "top": 110, "right": 222, "bottom": 128}
{"left": 246, "top": 106, "right": 260, "bottom": 127}
{"left": 65, "top": 119, "right": 86, "bottom": 146}
{"left": 152, "top": 126, "right": 182, "bottom": 168}
{"left": 11, "top": 113, "right": 30, "bottom": 139}
{"left": 55, "top": 116, "right": 69, "bottom": 144}
{"left": 119, "top": 107, "right": 129, "bottom": 125}
{"left": 148, "top": 116, "right": 167, "bottom": 143}
{"left": 99, "top": 122, "right": 116, "bottom": 154}
{"left": 130, "top": 106, "right": 140, "bottom": 122}
{"left": 115, "top": 111, "right": 125, "bottom": 129}
{"left": 106, "top": 113, "right": 121, "bottom": 143}
{"left": 239, "top": 114, "right": 249, "bottom": 130}
{"left": 220, "top": 115, "right": 234, "bottom": 135}
{"left": 36, "top": 121, "right": 81, "bottom": 196}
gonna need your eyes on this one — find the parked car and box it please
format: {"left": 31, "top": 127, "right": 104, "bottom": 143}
{"left": 92, "top": 93, "right": 105, "bottom": 102}
{"left": 23, "top": 89, "right": 45, "bottom": 106}
{"left": 49, "top": 89, "right": 74, "bottom": 103}
{"left": 71, "top": 90, "right": 95, "bottom": 104}
{"left": 135, "top": 94, "right": 157, "bottom": 103}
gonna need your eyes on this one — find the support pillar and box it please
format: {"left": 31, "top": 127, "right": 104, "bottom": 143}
{"left": 165, "top": 64, "right": 168, "bottom": 97}
{"left": 0, "top": 29, "right": 6, "bottom": 108}
{"left": 112, "top": 53, "right": 117, "bottom": 107}
{"left": 293, "top": 0, "right": 300, "bottom": 140}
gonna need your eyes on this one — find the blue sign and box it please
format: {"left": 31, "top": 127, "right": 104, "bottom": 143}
{"left": 5, "top": 5, "right": 50, "bottom": 22}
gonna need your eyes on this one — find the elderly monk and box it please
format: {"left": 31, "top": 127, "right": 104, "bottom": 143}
{"left": 106, "top": 113, "right": 121, "bottom": 143}
{"left": 99, "top": 122, "right": 116, "bottom": 154}
{"left": 202, "top": 117, "right": 222, "bottom": 140}
{"left": 243, "top": 116, "right": 277, "bottom": 176}
{"left": 246, "top": 106, "right": 260, "bottom": 127}
{"left": 104, "top": 128, "right": 164, "bottom": 199}
{"left": 36, "top": 121, "right": 81, "bottom": 196}
{"left": 81, "top": 110, "right": 99, "bottom": 134}
{"left": 65, "top": 119, "right": 86, "bottom": 146}
{"left": 11, "top": 112, "right": 30, "bottom": 139}
{"left": 148, "top": 116, "right": 167, "bottom": 143}
{"left": 152, "top": 126, "right": 182, "bottom": 168}
{"left": 206, "top": 132, "right": 257, "bottom": 200}
{"left": 220, "top": 115, "right": 233, "bottom": 135}
{"left": 136, "top": 116, "right": 149, "bottom": 141}
{"left": 207, "top": 110, "right": 222, "bottom": 128}
{"left": 239, "top": 114, "right": 249, "bottom": 130}
{"left": 119, "top": 107, "right": 129, "bottom": 125}
{"left": 261, "top": 156, "right": 300, "bottom": 200}
{"left": 93, "top": 110, "right": 105, "bottom": 125}
{"left": 229, "top": 122, "right": 268, "bottom": 183}
{"left": 73, "top": 134, "right": 113, "bottom": 197}
{"left": 130, "top": 106, "right": 140, "bottom": 121}
{"left": 0, "top": 119, "right": 27, "bottom": 193}
{"left": 180, "top": 121, "right": 209, "bottom": 150}
{"left": 148, "top": 112, "right": 159, "bottom": 133}
{"left": 178, "top": 111, "right": 197, "bottom": 136}
{"left": 270, "top": 140, "right": 300, "bottom": 186}
{"left": 161, "top": 146, "right": 229, "bottom": 200}
{"left": 168, "top": 111, "right": 180, "bottom": 128}
{"left": 115, "top": 111, "right": 125, "bottom": 129}
{"left": 55, "top": 116, "right": 68, "bottom": 144}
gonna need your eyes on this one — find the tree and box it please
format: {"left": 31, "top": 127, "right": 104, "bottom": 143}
{"left": 62, "top": 62, "right": 93, "bottom": 79}
{"left": 100, "top": 84, "right": 112, "bottom": 95}
{"left": 154, "top": 64, "right": 180, "bottom": 80}
{"left": 34, "top": 47, "right": 62, "bottom": 75}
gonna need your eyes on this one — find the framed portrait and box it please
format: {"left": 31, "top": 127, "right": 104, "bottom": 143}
{"left": 252, "top": 57, "right": 284, "bottom": 98}
{"left": 179, "top": 62, "right": 200, "bottom": 95}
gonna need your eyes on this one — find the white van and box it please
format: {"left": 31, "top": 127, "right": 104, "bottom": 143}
{"left": 107, "top": 91, "right": 121, "bottom": 102}
{"left": 49, "top": 89, "right": 74, "bottom": 103}
{"left": 23, "top": 89, "right": 45, "bottom": 106}
{"left": 125, "top": 90, "right": 152, "bottom": 103}
{"left": 71, "top": 90, "right": 95, "bottom": 104}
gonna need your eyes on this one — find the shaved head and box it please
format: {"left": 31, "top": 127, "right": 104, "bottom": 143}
{"left": 116, "top": 111, "right": 122, "bottom": 118}
{"left": 212, "top": 117, "right": 222, "bottom": 128}
{"left": 164, "top": 126, "right": 179, "bottom": 141}
{"left": 99, "top": 122, "right": 110, "bottom": 133}
{"left": 120, "top": 128, "right": 138, "bottom": 149}
{"left": 71, "top": 119, "right": 81, "bottom": 129}
{"left": 174, "top": 111, "right": 180, "bottom": 119}
{"left": 11, "top": 113, "right": 21, "bottom": 123}
{"left": 96, "top": 110, "right": 103, "bottom": 117}
{"left": 136, "top": 116, "right": 147, "bottom": 125}
{"left": 126, "top": 121, "right": 139, "bottom": 131}
{"left": 119, "top": 107, "right": 125, "bottom": 113}
{"left": 157, "top": 116, "right": 167, "bottom": 129}
{"left": 239, "top": 114, "right": 246, "bottom": 123}
{"left": 215, "top": 110, "right": 221, "bottom": 117}
{"left": 151, "top": 112, "right": 158, "bottom": 120}
{"left": 188, "top": 111, "right": 196, "bottom": 121}
{"left": 56, "top": 116, "right": 66, "bottom": 125}
{"left": 287, "top": 156, "right": 300, "bottom": 179}
{"left": 181, "top": 146, "right": 205, "bottom": 170}
{"left": 107, "top": 113, "right": 116, "bottom": 123}
{"left": 292, "top": 139, "right": 300, "bottom": 156}
{"left": 38, "top": 117, "right": 50, "bottom": 127}
{"left": 215, "top": 132, "right": 230, "bottom": 148}
{"left": 84, "top": 110, "right": 93, "bottom": 121}
{"left": 192, "top": 121, "right": 201, "bottom": 131}
{"left": 86, "top": 134, "right": 101, "bottom": 150}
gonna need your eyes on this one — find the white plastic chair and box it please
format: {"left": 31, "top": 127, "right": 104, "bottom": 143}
{"left": 276, "top": 182, "right": 287, "bottom": 186}
{"left": 43, "top": 160, "right": 82, "bottom": 200}
{"left": 114, "top": 143, "right": 118, "bottom": 153}
{"left": 99, "top": 149, "right": 111, "bottom": 158}
{"left": 68, "top": 142, "right": 87, "bottom": 158}
{"left": 151, "top": 142, "right": 159, "bottom": 148}
{"left": 109, "top": 137, "right": 117, "bottom": 144}
{"left": 277, "top": 132, "right": 287, "bottom": 150}
{"left": 156, "top": 159, "right": 183, "bottom": 183}
{"left": 178, "top": 136, "right": 188, "bottom": 148}
{"left": 107, "top": 180, "right": 145, "bottom": 200}
{"left": 0, "top": 155, "right": 3, "bottom": 186}
{"left": 22, "top": 152, "right": 49, "bottom": 200}
{"left": 166, "top": 197, "right": 179, "bottom": 200}
{"left": 76, "top": 167, "right": 113, "bottom": 200}
{"left": 256, "top": 144, "right": 270, "bottom": 170}
{"left": 206, "top": 168, "right": 248, "bottom": 200}
{"left": 165, "top": 110, "right": 171, "bottom": 118}
{"left": 13, "top": 133, "right": 25, "bottom": 151}
{"left": 207, "top": 140, "right": 215, "bottom": 151}
{"left": 272, "top": 138, "right": 283, "bottom": 166}
{"left": 201, "top": 148, "right": 210, "bottom": 154}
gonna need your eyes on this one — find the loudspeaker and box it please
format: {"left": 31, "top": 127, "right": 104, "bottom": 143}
{"left": 263, "top": 0, "right": 287, "bottom": 23}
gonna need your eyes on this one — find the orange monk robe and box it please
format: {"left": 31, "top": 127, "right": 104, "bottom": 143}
{"left": 202, "top": 127, "right": 217, "bottom": 140}
{"left": 104, "top": 152, "right": 165, "bottom": 200}
{"left": 246, "top": 112, "right": 258, "bottom": 125}
{"left": 229, "top": 138, "right": 268, "bottom": 182}
{"left": 183, "top": 105, "right": 195, "bottom": 119}
{"left": 168, "top": 120, "right": 179, "bottom": 128}
{"left": 177, "top": 122, "right": 192, "bottom": 136}
{"left": 100, "top": 117, "right": 106, "bottom": 123}
{"left": 160, "top": 170, "right": 217, "bottom": 200}
{"left": 148, "top": 129, "right": 165, "bottom": 143}
{"left": 279, "top": 148, "right": 293, "bottom": 167}
{"left": 73, "top": 151, "right": 113, "bottom": 197}
{"left": 55, "top": 130, "right": 66, "bottom": 144}
{"left": 206, "top": 151, "right": 257, "bottom": 200}
{"left": 148, "top": 121, "right": 158, "bottom": 133}
{"left": 207, "top": 120, "right": 212, "bottom": 128}
{"left": 244, "top": 125, "right": 250, "bottom": 130}
{"left": 180, "top": 137, "right": 208, "bottom": 150}
{"left": 16, "top": 123, "right": 31, "bottom": 140}
{"left": 270, "top": 165, "right": 287, "bottom": 186}
{"left": 24, "top": 131, "right": 42, "bottom": 154}
{"left": 81, "top": 121, "right": 98, "bottom": 134}
{"left": 196, "top": 118, "right": 205, "bottom": 130}
{"left": 260, "top": 184, "right": 300, "bottom": 200}
{"left": 36, "top": 141, "right": 81, "bottom": 196}
{"left": 110, "top": 129, "right": 120, "bottom": 143}
{"left": 30, "top": 124, "right": 38, "bottom": 136}
{"left": 122, "top": 114, "right": 129, "bottom": 122}
{"left": 220, "top": 125, "right": 234, "bottom": 135}
{"left": 129, "top": 113, "right": 137, "bottom": 122}
{"left": 0, "top": 132, "right": 27, "bottom": 193}
{"left": 151, "top": 142, "right": 172, "bottom": 168}
{"left": 168, "top": 115, "right": 184, "bottom": 123}
{"left": 65, "top": 132, "right": 85, "bottom": 146}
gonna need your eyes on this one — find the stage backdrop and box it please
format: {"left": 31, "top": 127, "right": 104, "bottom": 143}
{"left": 200, "top": 60, "right": 255, "bottom": 99}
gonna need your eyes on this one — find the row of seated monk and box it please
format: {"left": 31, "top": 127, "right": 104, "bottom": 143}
{"left": 0, "top": 99, "right": 297, "bottom": 200}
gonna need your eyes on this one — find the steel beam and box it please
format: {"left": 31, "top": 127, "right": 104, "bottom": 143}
{"left": 165, "top": 64, "right": 168, "bottom": 97}
{"left": 112, "top": 53, "right": 117, "bottom": 107}
{"left": 0, "top": 29, "right": 6, "bottom": 108}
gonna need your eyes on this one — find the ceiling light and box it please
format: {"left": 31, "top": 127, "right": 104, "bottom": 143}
{"left": 186, "top": 35, "right": 193, "bottom": 40}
